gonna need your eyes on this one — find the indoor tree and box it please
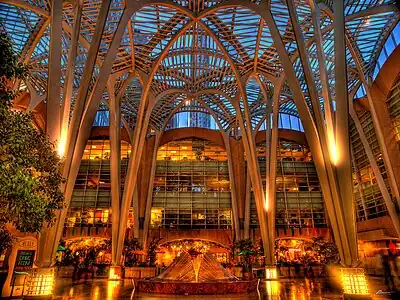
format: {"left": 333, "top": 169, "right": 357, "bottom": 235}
{"left": 234, "top": 239, "right": 256, "bottom": 273}
{"left": 0, "top": 31, "right": 64, "bottom": 243}
{"left": 147, "top": 237, "right": 163, "bottom": 266}
{"left": 123, "top": 237, "right": 143, "bottom": 267}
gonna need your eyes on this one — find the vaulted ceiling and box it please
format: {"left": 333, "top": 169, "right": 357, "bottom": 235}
{"left": 1, "top": 0, "right": 399, "bottom": 132}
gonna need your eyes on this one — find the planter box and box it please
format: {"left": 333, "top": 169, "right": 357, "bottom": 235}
{"left": 124, "top": 267, "right": 156, "bottom": 279}
{"left": 57, "top": 266, "right": 74, "bottom": 278}
{"left": 95, "top": 265, "right": 110, "bottom": 278}
{"left": 231, "top": 266, "right": 243, "bottom": 278}
{"left": 311, "top": 265, "right": 324, "bottom": 277}
{"left": 279, "top": 266, "right": 290, "bottom": 278}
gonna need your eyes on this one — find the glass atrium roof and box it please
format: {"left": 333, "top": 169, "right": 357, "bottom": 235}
{"left": 0, "top": 0, "right": 399, "bottom": 132}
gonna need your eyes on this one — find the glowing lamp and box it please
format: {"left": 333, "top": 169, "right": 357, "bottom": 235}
{"left": 265, "top": 266, "right": 278, "bottom": 280}
{"left": 109, "top": 266, "right": 122, "bottom": 280}
{"left": 340, "top": 268, "right": 371, "bottom": 299}
{"left": 26, "top": 268, "right": 55, "bottom": 297}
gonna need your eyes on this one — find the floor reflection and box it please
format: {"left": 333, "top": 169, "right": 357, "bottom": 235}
{"left": 53, "top": 277, "right": 396, "bottom": 300}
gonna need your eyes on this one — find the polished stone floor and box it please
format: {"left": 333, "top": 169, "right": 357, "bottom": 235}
{"left": 52, "top": 277, "right": 400, "bottom": 300}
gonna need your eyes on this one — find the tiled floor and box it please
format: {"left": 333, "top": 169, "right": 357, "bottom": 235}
{"left": 53, "top": 277, "right": 400, "bottom": 300}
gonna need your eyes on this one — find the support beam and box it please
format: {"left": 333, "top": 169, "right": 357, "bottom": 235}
{"left": 333, "top": 0, "right": 358, "bottom": 266}
{"left": 261, "top": 2, "right": 358, "bottom": 266}
{"left": 233, "top": 91, "right": 274, "bottom": 264}
{"left": 46, "top": 0, "right": 62, "bottom": 144}
{"left": 36, "top": 5, "right": 132, "bottom": 268}
{"left": 244, "top": 169, "right": 251, "bottom": 239}
{"left": 60, "top": 2, "right": 83, "bottom": 158}
{"left": 132, "top": 182, "right": 140, "bottom": 239}
{"left": 350, "top": 146, "right": 368, "bottom": 221}
{"left": 265, "top": 77, "right": 282, "bottom": 245}
{"left": 142, "top": 132, "right": 162, "bottom": 249}
{"left": 63, "top": 0, "right": 112, "bottom": 181}
{"left": 108, "top": 81, "right": 122, "bottom": 266}
{"left": 35, "top": 0, "right": 62, "bottom": 268}
{"left": 116, "top": 95, "right": 155, "bottom": 262}
{"left": 223, "top": 132, "right": 240, "bottom": 241}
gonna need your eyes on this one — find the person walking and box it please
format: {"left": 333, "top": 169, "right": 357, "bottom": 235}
{"left": 382, "top": 250, "right": 395, "bottom": 290}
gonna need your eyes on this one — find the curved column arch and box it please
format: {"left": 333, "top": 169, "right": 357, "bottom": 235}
{"left": 256, "top": 129, "right": 308, "bottom": 147}
{"left": 158, "top": 96, "right": 225, "bottom": 134}
{"left": 254, "top": 1, "right": 358, "bottom": 267}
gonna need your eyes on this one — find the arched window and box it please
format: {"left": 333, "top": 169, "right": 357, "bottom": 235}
{"left": 373, "top": 22, "right": 400, "bottom": 80}
{"left": 166, "top": 111, "right": 219, "bottom": 131}
{"left": 259, "top": 113, "right": 304, "bottom": 132}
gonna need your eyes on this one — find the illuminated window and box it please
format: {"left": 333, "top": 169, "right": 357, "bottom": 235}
{"left": 387, "top": 76, "right": 400, "bottom": 144}
{"left": 65, "top": 139, "right": 131, "bottom": 228}
{"left": 151, "top": 138, "right": 232, "bottom": 229}
{"left": 250, "top": 140, "right": 326, "bottom": 229}
{"left": 350, "top": 111, "right": 390, "bottom": 221}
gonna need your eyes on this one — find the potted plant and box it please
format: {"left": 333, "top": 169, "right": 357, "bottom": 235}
{"left": 311, "top": 236, "right": 339, "bottom": 277}
{"left": 235, "top": 239, "right": 255, "bottom": 279}
{"left": 123, "top": 237, "right": 143, "bottom": 279}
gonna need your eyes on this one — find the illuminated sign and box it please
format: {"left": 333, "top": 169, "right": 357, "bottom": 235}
{"left": 14, "top": 250, "right": 35, "bottom": 272}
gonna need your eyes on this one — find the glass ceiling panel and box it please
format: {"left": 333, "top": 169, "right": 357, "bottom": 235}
{"left": 0, "top": 3, "right": 41, "bottom": 54}
{"left": 2, "top": 0, "right": 399, "bottom": 133}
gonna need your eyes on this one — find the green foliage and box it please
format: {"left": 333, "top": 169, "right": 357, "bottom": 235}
{"left": 0, "top": 33, "right": 28, "bottom": 105}
{"left": 64, "top": 239, "right": 111, "bottom": 267}
{"left": 123, "top": 237, "right": 142, "bottom": 267}
{"left": 234, "top": 239, "right": 255, "bottom": 270}
{"left": 0, "top": 32, "right": 64, "bottom": 232}
{"left": 310, "top": 236, "right": 339, "bottom": 264}
{"left": 147, "top": 237, "right": 162, "bottom": 266}
{"left": 0, "top": 225, "right": 13, "bottom": 254}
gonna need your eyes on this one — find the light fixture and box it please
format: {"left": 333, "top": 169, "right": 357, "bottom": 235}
{"left": 109, "top": 266, "right": 121, "bottom": 280}
{"left": 265, "top": 266, "right": 278, "bottom": 280}
{"left": 26, "top": 268, "right": 55, "bottom": 297}
{"left": 340, "top": 268, "right": 370, "bottom": 299}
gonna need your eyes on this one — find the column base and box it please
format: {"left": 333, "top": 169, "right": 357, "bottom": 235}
{"left": 340, "top": 268, "right": 371, "bottom": 299}
{"left": 265, "top": 265, "right": 278, "bottom": 280}
{"left": 25, "top": 267, "right": 55, "bottom": 298}
{"left": 109, "top": 266, "right": 122, "bottom": 280}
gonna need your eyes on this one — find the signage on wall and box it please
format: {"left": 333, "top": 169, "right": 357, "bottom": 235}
{"left": 13, "top": 250, "right": 35, "bottom": 272}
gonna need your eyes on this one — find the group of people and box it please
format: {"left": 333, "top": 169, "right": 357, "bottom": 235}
{"left": 72, "top": 258, "right": 96, "bottom": 284}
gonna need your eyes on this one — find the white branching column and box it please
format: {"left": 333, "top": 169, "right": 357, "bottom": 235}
{"left": 262, "top": 0, "right": 363, "bottom": 276}
{"left": 31, "top": 0, "right": 62, "bottom": 295}
{"left": 108, "top": 80, "right": 122, "bottom": 267}
{"left": 234, "top": 89, "right": 275, "bottom": 266}
{"left": 35, "top": 0, "right": 137, "bottom": 279}
{"left": 115, "top": 94, "right": 155, "bottom": 264}
{"left": 261, "top": 0, "right": 360, "bottom": 268}
{"left": 35, "top": 0, "right": 63, "bottom": 269}
{"left": 142, "top": 132, "right": 162, "bottom": 249}
{"left": 223, "top": 132, "right": 241, "bottom": 241}
{"left": 264, "top": 78, "right": 282, "bottom": 259}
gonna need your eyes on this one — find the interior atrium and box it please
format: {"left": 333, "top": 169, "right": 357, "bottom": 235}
{"left": 0, "top": 0, "right": 400, "bottom": 298}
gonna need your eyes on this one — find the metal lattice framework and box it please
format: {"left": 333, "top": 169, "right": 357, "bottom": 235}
{"left": 1, "top": 0, "right": 398, "bottom": 132}
{"left": 1, "top": 0, "right": 399, "bottom": 269}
